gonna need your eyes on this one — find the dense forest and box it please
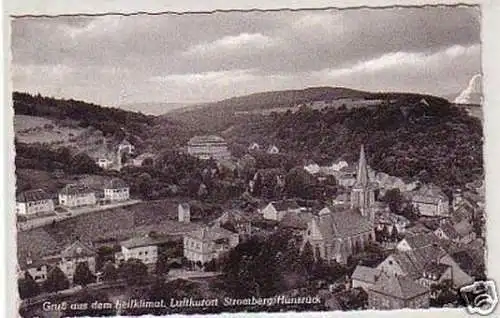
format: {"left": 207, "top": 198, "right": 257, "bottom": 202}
{"left": 229, "top": 96, "right": 483, "bottom": 193}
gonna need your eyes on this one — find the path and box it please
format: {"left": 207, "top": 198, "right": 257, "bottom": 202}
{"left": 17, "top": 200, "right": 142, "bottom": 231}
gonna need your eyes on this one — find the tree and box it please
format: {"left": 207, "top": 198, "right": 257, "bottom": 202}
{"left": 73, "top": 261, "right": 95, "bottom": 286}
{"left": 44, "top": 266, "right": 70, "bottom": 292}
{"left": 383, "top": 188, "right": 403, "bottom": 214}
{"left": 119, "top": 258, "right": 148, "bottom": 286}
{"left": 300, "top": 242, "right": 315, "bottom": 276}
{"left": 96, "top": 246, "right": 115, "bottom": 271}
{"left": 18, "top": 271, "right": 40, "bottom": 299}
{"left": 101, "top": 261, "right": 118, "bottom": 282}
{"left": 155, "top": 252, "right": 170, "bottom": 275}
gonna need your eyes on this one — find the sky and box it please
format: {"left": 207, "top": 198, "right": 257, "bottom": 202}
{"left": 11, "top": 6, "right": 481, "bottom": 108}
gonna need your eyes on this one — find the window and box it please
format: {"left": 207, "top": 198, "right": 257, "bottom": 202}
{"left": 145, "top": 251, "right": 148, "bottom": 255}
{"left": 388, "top": 260, "right": 393, "bottom": 265}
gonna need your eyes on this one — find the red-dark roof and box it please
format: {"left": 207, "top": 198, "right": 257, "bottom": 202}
{"left": 16, "top": 189, "right": 52, "bottom": 202}
{"left": 59, "top": 184, "right": 94, "bottom": 195}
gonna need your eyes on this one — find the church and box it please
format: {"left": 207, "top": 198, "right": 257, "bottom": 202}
{"left": 302, "top": 145, "right": 377, "bottom": 264}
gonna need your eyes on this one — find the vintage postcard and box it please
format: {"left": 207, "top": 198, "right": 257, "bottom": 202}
{"left": 8, "top": 2, "right": 496, "bottom": 317}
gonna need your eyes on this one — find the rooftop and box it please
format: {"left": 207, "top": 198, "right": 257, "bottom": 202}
{"left": 369, "top": 272, "right": 430, "bottom": 299}
{"left": 16, "top": 189, "right": 52, "bottom": 202}
{"left": 104, "top": 178, "right": 129, "bottom": 190}
{"left": 185, "top": 226, "right": 236, "bottom": 242}
{"left": 188, "top": 135, "right": 226, "bottom": 145}
{"left": 352, "top": 265, "right": 380, "bottom": 284}
{"left": 313, "top": 207, "right": 373, "bottom": 242}
{"left": 121, "top": 234, "right": 171, "bottom": 249}
{"left": 59, "top": 183, "right": 94, "bottom": 195}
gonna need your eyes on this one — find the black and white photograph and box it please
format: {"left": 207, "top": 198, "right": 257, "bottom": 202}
{"left": 11, "top": 4, "right": 489, "bottom": 317}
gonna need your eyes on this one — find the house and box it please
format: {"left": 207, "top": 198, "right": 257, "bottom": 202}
{"left": 132, "top": 152, "right": 156, "bottom": 167}
{"left": 279, "top": 211, "right": 314, "bottom": 235}
{"left": 368, "top": 272, "right": 430, "bottom": 309}
{"left": 417, "top": 262, "right": 453, "bottom": 288}
{"left": 58, "top": 184, "right": 97, "bottom": 208}
{"left": 212, "top": 209, "right": 252, "bottom": 236}
{"left": 178, "top": 203, "right": 191, "bottom": 223}
{"left": 330, "top": 160, "right": 349, "bottom": 172}
{"left": 261, "top": 200, "right": 302, "bottom": 221}
{"left": 248, "top": 142, "right": 260, "bottom": 151}
{"left": 351, "top": 265, "right": 381, "bottom": 291}
{"left": 434, "top": 220, "right": 475, "bottom": 244}
{"left": 377, "top": 244, "right": 473, "bottom": 288}
{"left": 187, "top": 135, "right": 231, "bottom": 161}
{"left": 183, "top": 226, "right": 240, "bottom": 265}
{"left": 96, "top": 157, "right": 114, "bottom": 169}
{"left": 304, "top": 161, "right": 321, "bottom": 175}
{"left": 266, "top": 145, "right": 280, "bottom": 154}
{"left": 375, "top": 212, "right": 410, "bottom": 234}
{"left": 118, "top": 138, "right": 135, "bottom": 155}
{"left": 410, "top": 185, "right": 450, "bottom": 217}
{"left": 103, "top": 178, "right": 130, "bottom": 202}
{"left": 405, "top": 223, "right": 432, "bottom": 236}
{"left": 451, "top": 202, "right": 476, "bottom": 224}
{"left": 55, "top": 240, "right": 97, "bottom": 282}
{"left": 396, "top": 233, "right": 440, "bottom": 252}
{"left": 16, "top": 189, "right": 55, "bottom": 217}
{"left": 120, "top": 234, "right": 171, "bottom": 268}
{"left": 17, "top": 253, "right": 49, "bottom": 283}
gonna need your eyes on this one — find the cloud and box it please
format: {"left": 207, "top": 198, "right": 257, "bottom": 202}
{"left": 11, "top": 7, "right": 481, "bottom": 105}
{"left": 183, "top": 33, "right": 277, "bottom": 57}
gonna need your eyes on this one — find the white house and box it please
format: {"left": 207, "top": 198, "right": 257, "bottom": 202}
{"left": 261, "top": 200, "right": 302, "bottom": 221}
{"left": 178, "top": 203, "right": 191, "bottom": 223}
{"left": 58, "top": 184, "right": 97, "bottom": 208}
{"left": 18, "top": 254, "right": 49, "bottom": 283}
{"left": 248, "top": 142, "right": 261, "bottom": 151}
{"left": 132, "top": 152, "right": 156, "bottom": 167}
{"left": 104, "top": 178, "right": 130, "bottom": 202}
{"left": 120, "top": 235, "right": 163, "bottom": 266}
{"left": 118, "top": 138, "right": 135, "bottom": 155}
{"left": 16, "top": 189, "right": 54, "bottom": 217}
{"left": 304, "top": 162, "right": 321, "bottom": 175}
{"left": 96, "top": 157, "right": 113, "bottom": 169}
{"left": 266, "top": 145, "right": 280, "bottom": 154}
{"left": 412, "top": 195, "right": 449, "bottom": 217}
{"left": 183, "top": 226, "right": 240, "bottom": 265}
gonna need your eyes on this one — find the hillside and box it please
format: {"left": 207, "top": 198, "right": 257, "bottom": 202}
{"left": 227, "top": 97, "right": 483, "bottom": 192}
{"left": 13, "top": 92, "right": 190, "bottom": 152}
{"left": 165, "top": 86, "right": 453, "bottom": 133}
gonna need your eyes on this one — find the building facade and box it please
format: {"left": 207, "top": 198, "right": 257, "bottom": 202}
{"left": 58, "top": 184, "right": 96, "bottom": 208}
{"left": 368, "top": 273, "right": 430, "bottom": 310}
{"left": 178, "top": 203, "right": 191, "bottom": 223}
{"left": 120, "top": 236, "right": 160, "bottom": 266}
{"left": 183, "top": 226, "right": 240, "bottom": 264}
{"left": 54, "top": 240, "right": 97, "bottom": 282}
{"left": 302, "top": 145, "right": 377, "bottom": 264}
{"left": 187, "top": 135, "right": 231, "bottom": 161}
{"left": 16, "top": 189, "right": 54, "bottom": 217}
{"left": 104, "top": 178, "right": 130, "bottom": 202}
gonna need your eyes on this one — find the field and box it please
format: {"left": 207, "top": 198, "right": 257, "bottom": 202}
{"left": 14, "top": 115, "right": 87, "bottom": 145}
{"left": 17, "top": 198, "right": 203, "bottom": 262}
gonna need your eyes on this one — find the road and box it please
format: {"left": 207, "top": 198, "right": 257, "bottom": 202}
{"left": 17, "top": 200, "right": 142, "bottom": 231}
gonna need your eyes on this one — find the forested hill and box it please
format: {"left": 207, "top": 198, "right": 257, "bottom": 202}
{"left": 165, "top": 86, "right": 453, "bottom": 133}
{"left": 229, "top": 97, "right": 484, "bottom": 192}
{"left": 13, "top": 92, "right": 156, "bottom": 138}
{"left": 13, "top": 92, "right": 191, "bottom": 150}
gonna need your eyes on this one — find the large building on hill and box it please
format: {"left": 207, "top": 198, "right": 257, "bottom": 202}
{"left": 58, "top": 184, "right": 97, "bottom": 208}
{"left": 302, "top": 145, "right": 376, "bottom": 264}
{"left": 16, "top": 189, "right": 54, "bottom": 217}
{"left": 103, "top": 178, "right": 130, "bottom": 202}
{"left": 187, "top": 135, "right": 231, "bottom": 160}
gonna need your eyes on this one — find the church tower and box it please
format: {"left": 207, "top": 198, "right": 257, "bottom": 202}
{"left": 350, "top": 145, "right": 376, "bottom": 221}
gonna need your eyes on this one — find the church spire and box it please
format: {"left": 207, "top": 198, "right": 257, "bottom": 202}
{"left": 355, "top": 144, "right": 369, "bottom": 187}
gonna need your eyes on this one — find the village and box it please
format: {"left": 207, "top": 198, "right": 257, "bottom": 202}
{"left": 16, "top": 131, "right": 486, "bottom": 314}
